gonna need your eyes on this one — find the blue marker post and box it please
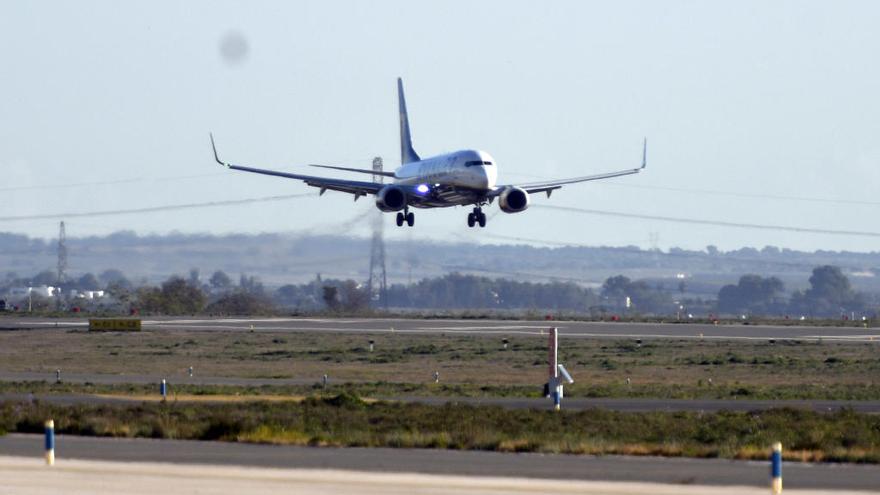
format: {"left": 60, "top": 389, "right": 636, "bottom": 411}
{"left": 44, "top": 419, "right": 55, "bottom": 466}
{"left": 160, "top": 379, "right": 167, "bottom": 402}
{"left": 771, "top": 442, "right": 782, "bottom": 494}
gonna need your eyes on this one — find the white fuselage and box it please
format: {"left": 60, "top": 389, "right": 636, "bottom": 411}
{"left": 393, "top": 149, "right": 498, "bottom": 191}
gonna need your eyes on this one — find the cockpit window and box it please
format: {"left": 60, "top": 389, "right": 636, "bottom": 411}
{"left": 465, "top": 160, "right": 493, "bottom": 166}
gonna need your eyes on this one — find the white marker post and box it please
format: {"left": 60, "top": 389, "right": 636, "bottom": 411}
{"left": 545, "top": 328, "right": 574, "bottom": 410}
{"left": 160, "top": 379, "right": 167, "bottom": 401}
{"left": 548, "top": 328, "right": 559, "bottom": 409}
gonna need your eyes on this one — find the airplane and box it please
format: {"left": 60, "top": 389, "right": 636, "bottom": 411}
{"left": 211, "top": 78, "right": 646, "bottom": 228}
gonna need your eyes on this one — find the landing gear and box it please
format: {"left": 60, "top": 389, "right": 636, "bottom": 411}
{"left": 467, "top": 207, "right": 486, "bottom": 228}
{"left": 396, "top": 209, "right": 415, "bottom": 227}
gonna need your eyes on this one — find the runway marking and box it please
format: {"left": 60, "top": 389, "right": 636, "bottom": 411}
{"left": 142, "top": 324, "right": 550, "bottom": 335}
{"left": 561, "top": 333, "right": 880, "bottom": 343}
{"left": 134, "top": 324, "right": 880, "bottom": 342}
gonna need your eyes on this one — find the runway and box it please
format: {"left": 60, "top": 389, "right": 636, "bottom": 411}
{"left": 1, "top": 434, "right": 878, "bottom": 491}
{"left": 2, "top": 316, "right": 878, "bottom": 342}
{"left": 3, "top": 456, "right": 858, "bottom": 495}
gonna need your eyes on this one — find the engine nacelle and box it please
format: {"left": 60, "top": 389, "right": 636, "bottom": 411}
{"left": 498, "top": 186, "right": 530, "bottom": 213}
{"left": 375, "top": 185, "right": 407, "bottom": 212}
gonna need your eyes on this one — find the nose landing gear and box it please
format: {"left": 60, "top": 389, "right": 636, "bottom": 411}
{"left": 467, "top": 207, "right": 486, "bottom": 228}
{"left": 396, "top": 208, "right": 415, "bottom": 227}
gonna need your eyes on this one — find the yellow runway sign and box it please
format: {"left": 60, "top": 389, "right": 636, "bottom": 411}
{"left": 88, "top": 319, "right": 142, "bottom": 332}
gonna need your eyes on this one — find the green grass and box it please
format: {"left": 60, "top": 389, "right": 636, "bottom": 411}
{"left": 2, "top": 396, "right": 878, "bottom": 463}
{"left": 1, "top": 379, "right": 878, "bottom": 401}
{"left": 2, "top": 328, "right": 879, "bottom": 400}
{"left": 3, "top": 379, "right": 880, "bottom": 401}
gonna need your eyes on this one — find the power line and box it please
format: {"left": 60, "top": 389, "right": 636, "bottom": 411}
{"left": 0, "top": 193, "right": 315, "bottom": 222}
{"left": 596, "top": 181, "right": 880, "bottom": 207}
{"left": 535, "top": 204, "right": 880, "bottom": 238}
{"left": 0, "top": 172, "right": 226, "bottom": 193}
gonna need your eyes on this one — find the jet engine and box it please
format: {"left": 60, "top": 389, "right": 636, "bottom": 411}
{"left": 375, "top": 185, "right": 407, "bottom": 212}
{"left": 498, "top": 186, "right": 530, "bottom": 213}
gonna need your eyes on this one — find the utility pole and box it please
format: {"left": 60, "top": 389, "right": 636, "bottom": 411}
{"left": 367, "top": 157, "right": 388, "bottom": 309}
{"left": 56, "top": 221, "right": 68, "bottom": 286}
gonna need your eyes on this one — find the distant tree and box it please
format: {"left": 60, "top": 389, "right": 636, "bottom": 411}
{"left": 31, "top": 270, "right": 56, "bottom": 286}
{"left": 339, "top": 280, "right": 370, "bottom": 312}
{"left": 135, "top": 276, "right": 206, "bottom": 315}
{"left": 717, "top": 274, "right": 785, "bottom": 315}
{"left": 98, "top": 269, "right": 131, "bottom": 289}
{"left": 209, "top": 270, "right": 233, "bottom": 290}
{"left": 789, "top": 265, "right": 864, "bottom": 317}
{"left": 322, "top": 286, "right": 340, "bottom": 310}
{"left": 76, "top": 273, "right": 101, "bottom": 291}
{"left": 600, "top": 275, "right": 672, "bottom": 314}
{"left": 188, "top": 268, "right": 200, "bottom": 287}
{"left": 239, "top": 273, "right": 265, "bottom": 296}
{"left": 106, "top": 281, "right": 133, "bottom": 308}
{"left": 601, "top": 276, "right": 631, "bottom": 302}
{"left": 206, "top": 291, "right": 276, "bottom": 315}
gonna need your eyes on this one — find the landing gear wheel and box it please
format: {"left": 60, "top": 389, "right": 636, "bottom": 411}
{"left": 406, "top": 212, "right": 415, "bottom": 227}
{"left": 467, "top": 213, "right": 476, "bottom": 227}
{"left": 396, "top": 212, "right": 404, "bottom": 227}
{"left": 478, "top": 212, "right": 486, "bottom": 228}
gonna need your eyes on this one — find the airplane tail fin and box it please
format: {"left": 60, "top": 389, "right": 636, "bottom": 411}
{"left": 398, "top": 78, "right": 421, "bottom": 164}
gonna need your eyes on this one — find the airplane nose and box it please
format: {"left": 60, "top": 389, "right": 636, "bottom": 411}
{"left": 476, "top": 166, "right": 489, "bottom": 189}
{"left": 481, "top": 164, "right": 496, "bottom": 189}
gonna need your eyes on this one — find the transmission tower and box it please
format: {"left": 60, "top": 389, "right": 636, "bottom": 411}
{"left": 367, "top": 157, "right": 388, "bottom": 309}
{"left": 56, "top": 221, "right": 68, "bottom": 285}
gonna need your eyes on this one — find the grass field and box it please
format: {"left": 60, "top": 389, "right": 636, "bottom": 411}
{"left": 2, "top": 396, "right": 878, "bottom": 463}
{"left": 0, "top": 328, "right": 878, "bottom": 400}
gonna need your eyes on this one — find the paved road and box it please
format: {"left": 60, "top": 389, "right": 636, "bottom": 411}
{"left": 2, "top": 316, "right": 879, "bottom": 342}
{"left": 0, "top": 434, "right": 878, "bottom": 491}
{"left": 4, "top": 391, "right": 880, "bottom": 413}
{"left": 4, "top": 456, "right": 854, "bottom": 495}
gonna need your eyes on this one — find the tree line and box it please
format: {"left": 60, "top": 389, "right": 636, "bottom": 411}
{"left": 2, "top": 265, "right": 875, "bottom": 318}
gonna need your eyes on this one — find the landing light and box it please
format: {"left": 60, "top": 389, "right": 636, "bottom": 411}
{"left": 416, "top": 184, "right": 430, "bottom": 194}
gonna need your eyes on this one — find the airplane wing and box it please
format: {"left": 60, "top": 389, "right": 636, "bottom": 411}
{"left": 492, "top": 139, "right": 647, "bottom": 197}
{"left": 211, "top": 134, "right": 385, "bottom": 198}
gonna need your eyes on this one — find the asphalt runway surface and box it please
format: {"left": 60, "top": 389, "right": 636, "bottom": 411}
{"left": 2, "top": 316, "right": 879, "bottom": 342}
{"left": 1, "top": 434, "right": 878, "bottom": 491}
{"left": 4, "top": 456, "right": 859, "bottom": 495}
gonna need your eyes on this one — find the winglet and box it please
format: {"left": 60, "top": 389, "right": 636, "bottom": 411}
{"left": 397, "top": 78, "right": 421, "bottom": 165}
{"left": 210, "top": 133, "right": 229, "bottom": 168}
{"left": 641, "top": 138, "right": 647, "bottom": 169}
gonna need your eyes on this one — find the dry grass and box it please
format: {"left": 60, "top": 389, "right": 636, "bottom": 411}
{"left": 2, "top": 397, "right": 878, "bottom": 463}
{"left": 0, "top": 328, "right": 877, "bottom": 399}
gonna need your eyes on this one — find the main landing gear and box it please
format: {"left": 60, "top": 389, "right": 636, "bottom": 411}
{"left": 396, "top": 208, "right": 415, "bottom": 227}
{"left": 467, "top": 207, "right": 487, "bottom": 228}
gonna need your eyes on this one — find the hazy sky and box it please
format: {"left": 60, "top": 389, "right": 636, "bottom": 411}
{"left": 2, "top": 1, "right": 879, "bottom": 252}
